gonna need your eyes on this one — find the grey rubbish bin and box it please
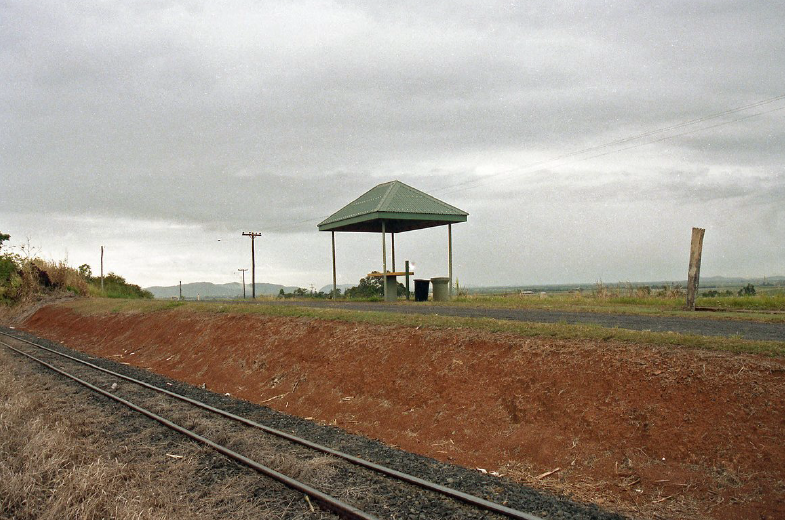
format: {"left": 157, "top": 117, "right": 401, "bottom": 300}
{"left": 430, "top": 277, "right": 450, "bottom": 301}
{"left": 414, "top": 279, "right": 429, "bottom": 301}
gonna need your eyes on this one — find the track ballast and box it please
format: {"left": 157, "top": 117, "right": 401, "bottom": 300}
{"left": 0, "top": 327, "right": 626, "bottom": 520}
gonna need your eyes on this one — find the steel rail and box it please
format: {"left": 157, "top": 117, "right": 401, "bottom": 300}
{"left": 0, "top": 338, "right": 377, "bottom": 520}
{"left": 0, "top": 330, "right": 543, "bottom": 520}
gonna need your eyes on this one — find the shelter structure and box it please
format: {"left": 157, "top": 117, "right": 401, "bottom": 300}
{"left": 318, "top": 180, "right": 468, "bottom": 301}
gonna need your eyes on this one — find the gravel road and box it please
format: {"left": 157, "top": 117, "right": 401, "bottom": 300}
{"left": 245, "top": 300, "right": 785, "bottom": 342}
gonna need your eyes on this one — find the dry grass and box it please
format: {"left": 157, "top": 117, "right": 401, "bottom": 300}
{"left": 39, "top": 259, "right": 90, "bottom": 296}
{"left": 0, "top": 349, "right": 325, "bottom": 519}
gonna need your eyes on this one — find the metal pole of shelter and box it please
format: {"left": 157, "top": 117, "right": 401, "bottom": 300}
{"left": 391, "top": 232, "right": 395, "bottom": 272}
{"left": 448, "top": 224, "right": 453, "bottom": 299}
{"left": 331, "top": 231, "right": 337, "bottom": 299}
{"left": 382, "top": 221, "right": 387, "bottom": 301}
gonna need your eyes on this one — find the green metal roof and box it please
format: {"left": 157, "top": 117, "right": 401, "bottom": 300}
{"left": 318, "top": 180, "right": 468, "bottom": 233}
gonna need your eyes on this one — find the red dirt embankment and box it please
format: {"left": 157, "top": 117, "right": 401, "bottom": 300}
{"left": 20, "top": 303, "right": 785, "bottom": 520}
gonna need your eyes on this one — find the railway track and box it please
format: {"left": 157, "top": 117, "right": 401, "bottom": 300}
{"left": 0, "top": 329, "right": 553, "bottom": 520}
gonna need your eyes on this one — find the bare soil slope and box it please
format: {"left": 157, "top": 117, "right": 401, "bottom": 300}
{"left": 20, "top": 303, "right": 785, "bottom": 520}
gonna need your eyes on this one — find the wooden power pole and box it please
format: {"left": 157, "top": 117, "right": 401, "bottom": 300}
{"left": 100, "top": 246, "right": 104, "bottom": 293}
{"left": 686, "top": 227, "right": 706, "bottom": 310}
{"left": 238, "top": 268, "right": 248, "bottom": 299}
{"left": 242, "top": 232, "right": 261, "bottom": 299}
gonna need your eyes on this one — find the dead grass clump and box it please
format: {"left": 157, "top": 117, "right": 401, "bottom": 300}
{"left": 0, "top": 365, "right": 165, "bottom": 519}
{"left": 0, "top": 351, "right": 295, "bottom": 519}
{"left": 39, "top": 258, "right": 89, "bottom": 296}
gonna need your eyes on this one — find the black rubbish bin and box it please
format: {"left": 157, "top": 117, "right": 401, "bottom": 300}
{"left": 414, "top": 279, "right": 430, "bottom": 302}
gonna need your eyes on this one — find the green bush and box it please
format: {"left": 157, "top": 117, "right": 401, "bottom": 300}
{"left": 97, "top": 272, "right": 154, "bottom": 299}
{"left": 0, "top": 256, "right": 17, "bottom": 285}
{"left": 344, "top": 275, "right": 405, "bottom": 299}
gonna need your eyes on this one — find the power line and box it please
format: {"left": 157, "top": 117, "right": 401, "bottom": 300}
{"left": 434, "top": 95, "right": 785, "bottom": 197}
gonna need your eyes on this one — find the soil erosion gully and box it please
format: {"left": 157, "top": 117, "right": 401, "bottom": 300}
{"left": 0, "top": 329, "right": 545, "bottom": 520}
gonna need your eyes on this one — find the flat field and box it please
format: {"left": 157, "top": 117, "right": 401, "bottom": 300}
{"left": 8, "top": 299, "right": 785, "bottom": 520}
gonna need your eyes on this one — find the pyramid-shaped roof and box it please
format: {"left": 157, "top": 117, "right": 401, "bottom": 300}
{"left": 318, "top": 180, "right": 468, "bottom": 233}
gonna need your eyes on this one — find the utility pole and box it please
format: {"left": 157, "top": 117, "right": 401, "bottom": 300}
{"left": 238, "top": 268, "right": 248, "bottom": 299}
{"left": 179, "top": 280, "right": 182, "bottom": 300}
{"left": 242, "top": 232, "right": 262, "bottom": 299}
{"left": 100, "top": 246, "right": 104, "bottom": 293}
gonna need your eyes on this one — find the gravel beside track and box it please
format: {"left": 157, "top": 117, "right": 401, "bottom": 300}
{"left": 1, "top": 327, "right": 627, "bottom": 520}
{"left": 244, "top": 300, "right": 785, "bottom": 342}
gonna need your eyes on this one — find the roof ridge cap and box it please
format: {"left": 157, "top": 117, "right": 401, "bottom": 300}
{"left": 375, "top": 180, "right": 400, "bottom": 212}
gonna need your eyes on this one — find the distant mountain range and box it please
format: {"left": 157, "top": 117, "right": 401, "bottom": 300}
{"left": 145, "top": 282, "right": 301, "bottom": 299}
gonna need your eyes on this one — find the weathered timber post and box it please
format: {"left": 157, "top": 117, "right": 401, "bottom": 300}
{"left": 686, "top": 227, "right": 706, "bottom": 310}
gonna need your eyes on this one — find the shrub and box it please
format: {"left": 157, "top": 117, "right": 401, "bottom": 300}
{"left": 344, "top": 275, "right": 405, "bottom": 299}
{"left": 0, "top": 231, "right": 150, "bottom": 304}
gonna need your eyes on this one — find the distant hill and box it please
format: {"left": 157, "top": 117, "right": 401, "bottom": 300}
{"left": 145, "top": 281, "right": 300, "bottom": 299}
{"left": 318, "top": 284, "right": 355, "bottom": 294}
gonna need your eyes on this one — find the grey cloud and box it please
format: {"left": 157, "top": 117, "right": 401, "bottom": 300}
{"left": 2, "top": 0, "right": 783, "bottom": 286}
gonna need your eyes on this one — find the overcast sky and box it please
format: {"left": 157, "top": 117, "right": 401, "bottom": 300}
{"left": 2, "top": 1, "right": 783, "bottom": 289}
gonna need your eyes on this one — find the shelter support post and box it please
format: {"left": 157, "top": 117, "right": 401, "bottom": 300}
{"left": 391, "top": 232, "right": 395, "bottom": 272}
{"left": 448, "top": 224, "right": 453, "bottom": 299}
{"left": 331, "top": 231, "right": 337, "bottom": 299}
{"left": 382, "top": 221, "right": 387, "bottom": 301}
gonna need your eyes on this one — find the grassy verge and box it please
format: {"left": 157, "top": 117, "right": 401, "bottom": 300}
{"left": 62, "top": 298, "right": 785, "bottom": 358}
{"left": 446, "top": 293, "right": 785, "bottom": 323}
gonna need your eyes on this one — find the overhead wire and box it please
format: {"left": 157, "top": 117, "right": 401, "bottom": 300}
{"left": 101, "top": 93, "right": 785, "bottom": 253}
{"left": 433, "top": 94, "right": 785, "bottom": 197}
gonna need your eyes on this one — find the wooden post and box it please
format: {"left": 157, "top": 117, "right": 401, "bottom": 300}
{"left": 238, "top": 269, "right": 247, "bottom": 299}
{"left": 381, "top": 221, "right": 387, "bottom": 301}
{"left": 100, "top": 245, "right": 104, "bottom": 293}
{"left": 686, "top": 227, "right": 705, "bottom": 310}
{"left": 242, "top": 232, "right": 262, "bottom": 299}
{"left": 405, "top": 260, "right": 410, "bottom": 300}
{"left": 331, "top": 231, "right": 337, "bottom": 299}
